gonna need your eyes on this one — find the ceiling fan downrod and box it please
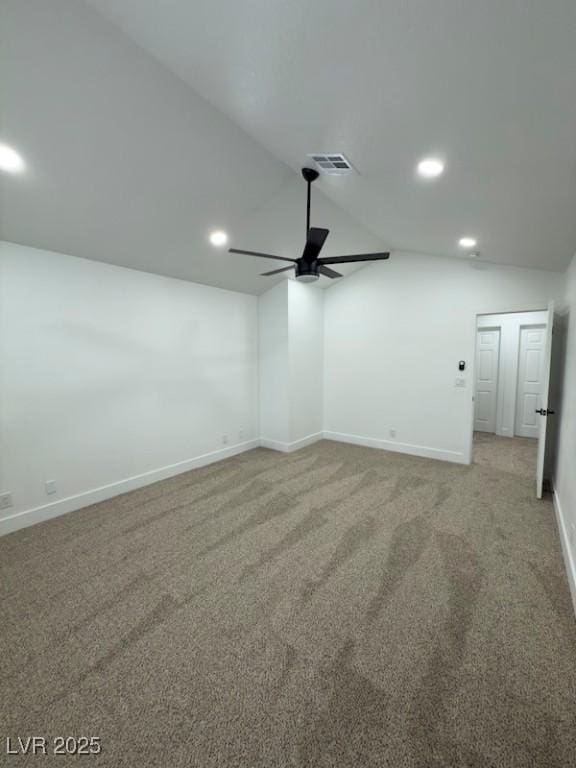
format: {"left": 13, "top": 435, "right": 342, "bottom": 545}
{"left": 302, "top": 166, "right": 319, "bottom": 235}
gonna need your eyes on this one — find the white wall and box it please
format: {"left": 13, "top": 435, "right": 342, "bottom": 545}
{"left": 288, "top": 282, "right": 324, "bottom": 443}
{"left": 258, "top": 280, "right": 324, "bottom": 450}
{"left": 0, "top": 241, "right": 258, "bottom": 533}
{"left": 258, "top": 282, "right": 290, "bottom": 445}
{"left": 552, "top": 253, "right": 576, "bottom": 612}
{"left": 1, "top": 241, "right": 569, "bottom": 541}
{"left": 476, "top": 311, "right": 547, "bottom": 437}
{"left": 324, "top": 253, "right": 562, "bottom": 463}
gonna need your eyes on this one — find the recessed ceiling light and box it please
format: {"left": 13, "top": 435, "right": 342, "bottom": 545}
{"left": 0, "top": 143, "right": 25, "bottom": 173}
{"left": 458, "top": 236, "right": 477, "bottom": 248}
{"left": 417, "top": 157, "right": 444, "bottom": 178}
{"left": 209, "top": 230, "right": 228, "bottom": 247}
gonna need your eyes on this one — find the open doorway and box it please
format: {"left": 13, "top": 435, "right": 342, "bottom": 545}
{"left": 471, "top": 308, "right": 554, "bottom": 496}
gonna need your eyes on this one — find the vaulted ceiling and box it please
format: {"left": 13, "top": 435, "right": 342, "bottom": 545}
{"left": 2, "top": 0, "right": 576, "bottom": 294}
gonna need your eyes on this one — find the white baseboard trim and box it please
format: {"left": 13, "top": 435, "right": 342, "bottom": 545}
{"left": 0, "top": 429, "right": 468, "bottom": 537}
{"left": 260, "top": 432, "right": 323, "bottom": 453}
{"left": 0, "top": 439, "right": 260, "bottom": 538}
{"left": 552, "top": 489, "right": 576, "bottom": 619}
{"left": 323, "top": 431, "right": 467, "bottom": 464}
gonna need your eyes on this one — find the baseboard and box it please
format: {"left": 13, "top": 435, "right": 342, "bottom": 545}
{"left": 323, "top": 431, "right": 467, "bottom": 464}
{"left": 0, "top": 439, "right": 260, "bottom": 538}
{"left": 552, "top": 489, "right": 576, "bottom": 619}
{"left": 260, "top": 432, "right": 323, "bottom": 453}
{"left": 0, "top": 429, "right": 468, "bottom": 537}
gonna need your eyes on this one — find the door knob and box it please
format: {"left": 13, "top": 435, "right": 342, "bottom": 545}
{"left": 535, "top": 408, "right": 555, "bottom": 415}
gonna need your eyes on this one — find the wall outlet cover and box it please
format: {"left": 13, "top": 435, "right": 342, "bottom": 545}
{"left": 45, "top": 480, "right": 57, "bottom": 496}
{"left": 0, "top": 492, "right": 13, "bottom": 510}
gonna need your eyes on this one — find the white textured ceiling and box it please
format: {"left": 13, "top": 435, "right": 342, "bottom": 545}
{"left": 85, "top": 0, "right": 576, "bottom": 272}
{"left": 2, "top": 0, "right": 576, "bottom": 298}
{"left": 0, "top": 0, "right": 383, "bottom": 294}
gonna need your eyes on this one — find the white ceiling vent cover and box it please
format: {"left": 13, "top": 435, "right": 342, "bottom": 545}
{"left": 306, "top": 153, "right": 356, "bottom": 175}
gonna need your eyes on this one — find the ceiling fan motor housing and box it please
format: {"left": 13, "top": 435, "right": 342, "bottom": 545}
{"left": 295, "top": 259, "right": 320, "bottom": 282}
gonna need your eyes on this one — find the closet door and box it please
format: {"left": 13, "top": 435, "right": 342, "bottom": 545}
{"left": 474, "top": 328, "right": 501, "bottom": 433}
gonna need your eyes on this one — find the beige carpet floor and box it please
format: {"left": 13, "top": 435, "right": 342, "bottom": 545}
{"left": 472, "top": 431, "right": 541, "bottom": 480}
{"left": 1, "top": 436, "right": 575, "bottom": 767}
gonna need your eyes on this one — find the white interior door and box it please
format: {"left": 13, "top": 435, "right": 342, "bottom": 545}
{"left": 515, "top": 325, "right": 546, "bottom": 438}
{"left": 536, "top": 303, "right": 555, "bottom": 499}
{"left": 474, "top": 328, "right": 501, "bottom": 433}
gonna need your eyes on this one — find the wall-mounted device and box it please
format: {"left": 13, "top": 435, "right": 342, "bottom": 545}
{"left": 458, "top": 361, "right": 466, "bottom": 371}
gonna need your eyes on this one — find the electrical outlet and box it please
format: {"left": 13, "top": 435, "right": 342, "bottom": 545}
{"left": 45, "top": 480, "right": 57, "bottom": 496}
{"left": 0, "top": 492, "right": 13, "bottom": 510}
{"left": 239, "top": 428, "right": 244, "bottom": 440}
{"left": 389, "top": 428, "right": 396, "bottom": 438}
{"left": 222, "top": 434, "right": 229, "bottom": 445}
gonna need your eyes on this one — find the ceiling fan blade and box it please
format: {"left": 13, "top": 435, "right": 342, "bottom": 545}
{"left": 319, "top": 252, "right": 390, "bottom": 264}
{"left": 261, "top": 266, "right": 295, "bottom": 276}
{"left": 229, "top": 248, "right": 296, "bottom": 263}
{"left": 301, "top": 227, "right": 329, "bottom": 262}
{"left": 318, "top": 265, "right": 343, "bottom": 279}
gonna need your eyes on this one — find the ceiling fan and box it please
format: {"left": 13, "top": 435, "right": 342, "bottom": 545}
{"left": 229, "top": 167, "right": 390, "bottom": 282}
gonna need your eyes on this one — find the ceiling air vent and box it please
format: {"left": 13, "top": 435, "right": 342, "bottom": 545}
{"left": 306, "top": 153, "right": 356, "bottom": 175}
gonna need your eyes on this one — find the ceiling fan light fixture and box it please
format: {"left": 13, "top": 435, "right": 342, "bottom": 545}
{"left": 295, "top": 261, "right": 320, "bottom": 282}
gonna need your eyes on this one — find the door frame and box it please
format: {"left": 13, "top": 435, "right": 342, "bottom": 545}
{"left": 464, "top": 300, "right": 550, "bottom": 466}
